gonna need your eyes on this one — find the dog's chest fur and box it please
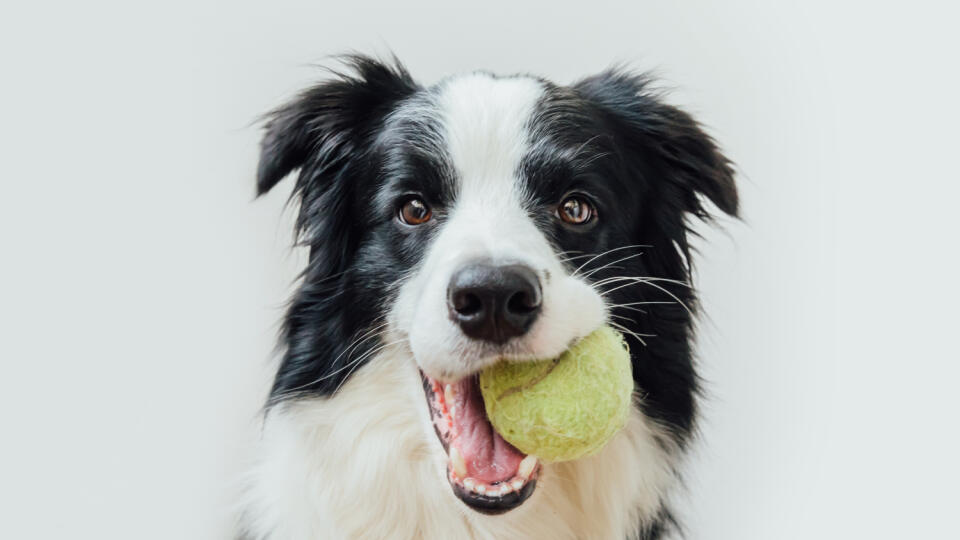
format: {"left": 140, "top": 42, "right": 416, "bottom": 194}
{"left": 240, "top": 346, "right": 677, "bottom": 539}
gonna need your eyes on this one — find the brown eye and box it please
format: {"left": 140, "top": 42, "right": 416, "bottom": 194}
{"left": 398, "top": 197, "right": 432, "bottom": 225}
{"left": 558, "top": 196, "right": 596, "bottom": 225}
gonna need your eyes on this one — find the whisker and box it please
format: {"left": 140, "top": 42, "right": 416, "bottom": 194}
{"left": 593, "top": 276, "right": 692, "bottom": 289}
{"left": 283, "top": 319, "right": 391, "bottom": 392}
{"left": 601, "top": 280, "right": 694, "bottom": 317}
{"left": 608, "top": 315, "right": 657, "bottom": 335}
{"left": 304, "top": 318, "right": 414, "bottom": 398}
{"left": 610, "top": 300, "right": 677, "bottom": 307}
{"left": 581, "top": 252, "right": 645, "bottom": 279}
{"left": 607, "top": 321, "right": 649, "bottom": 347}
{"left": 573, "top": 150, "right": 612, "bottom": 171}
{"left": 607, "top": 317, "right": 657, "bottom": 339}
{"left": 558, "top": 253, "right": 598, "bottom": 264}
{"left": 332, "top": 338, "right": 409, "bottom": 395}
{"left": 571, "top": 244, "right": 650, "bottom": 276}
{"left": 569, "top": 134, "right": 604, "bottom": 161}
{"left": 327, "top": 338, "right": 401, "bottom": 393}
{"left": 605, "top": 304, "right": 648, "bottom": 315}
{"left": 632, "top": 280, "right": 694, "bottom": 317}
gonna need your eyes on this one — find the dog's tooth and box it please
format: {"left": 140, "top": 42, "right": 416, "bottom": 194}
{"left": 449, "top": 446, "right": 467, "bottom": 479}
{"left": 444, "top": 384, "right": 455, "bottom": 405}
{"left": 518, "top": 455, "right": 538, "bottom": 480}
{"left": 474, "top": 484, "right": 487, "bottom": 496}
{"left": 511, "top": 479, "right": 524, "bottom": 491}
{"left": 497, "top": 484, "right": 510, "bottom": 496}
{"left": 449, "top": 405, "right": 457, "bottom": 419}
{"left": 463, "top": 477, "right": 475, "bottom": 490}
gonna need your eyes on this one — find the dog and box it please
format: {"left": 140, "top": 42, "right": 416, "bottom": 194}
{"left": 239, "top": 55, "right": 737, "bottom": 539}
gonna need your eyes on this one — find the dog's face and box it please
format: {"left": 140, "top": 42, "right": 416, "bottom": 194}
{"left": 257, "top": 57, "right": 736, "bottom": 514}
{"left": 389, "top": 75, "right": 608, "bottom": 381}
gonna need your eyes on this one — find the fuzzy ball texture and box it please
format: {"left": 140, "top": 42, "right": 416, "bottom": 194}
{"left": 479, "top": 326, "right": 634, "bottom": 463}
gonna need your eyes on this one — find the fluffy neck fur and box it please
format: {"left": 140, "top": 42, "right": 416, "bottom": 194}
{"left": 240, "top": 345, "right": 678, "bottom": 540}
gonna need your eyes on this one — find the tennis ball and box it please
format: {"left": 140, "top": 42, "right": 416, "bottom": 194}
{"left": 479, "top": 326, "right": 633, "bottom": 463}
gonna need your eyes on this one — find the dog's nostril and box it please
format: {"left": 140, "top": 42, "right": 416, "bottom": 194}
{"left": 507, "top": 290, "right": 539, "bottom": 314}
{"left": 453, "top": 291, "right": 483, "bottom": 316}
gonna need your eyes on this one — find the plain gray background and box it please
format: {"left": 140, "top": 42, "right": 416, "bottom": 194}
{"left": 2, "top": 1, "right": 958, "bottom": 538}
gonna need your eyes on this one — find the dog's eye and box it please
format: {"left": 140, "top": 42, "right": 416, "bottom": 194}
{"left": 557, "top": 196, "right": 596, "bottom": 225}
{"left": 398, "top": 197, "right": 433, "bottom": 225}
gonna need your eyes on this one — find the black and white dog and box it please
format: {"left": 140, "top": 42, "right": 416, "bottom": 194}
{"left": 240, "top": 55, "right": 737, "bottom": 539}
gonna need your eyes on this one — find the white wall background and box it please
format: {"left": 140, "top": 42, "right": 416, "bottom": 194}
{"left": 2, "top": 1, "right": 958, "bottom": 538}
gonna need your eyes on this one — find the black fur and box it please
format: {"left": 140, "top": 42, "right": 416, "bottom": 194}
{"left": 258, "top": 56, "right": 423, "bottom": 402}
{"left": 256, "top": 55, "right": 737, "bottom": 535}
{"left": 557, "top": 69, "right": 737, "bottom": 441}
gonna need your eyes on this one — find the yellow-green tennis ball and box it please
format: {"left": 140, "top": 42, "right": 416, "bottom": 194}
{"left": 479, "top": 326, "right": 633, "bottom": 463}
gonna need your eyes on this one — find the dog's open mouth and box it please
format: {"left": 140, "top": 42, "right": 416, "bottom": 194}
{"left": 421, "top": 372, "right": 540, "bottom": 514}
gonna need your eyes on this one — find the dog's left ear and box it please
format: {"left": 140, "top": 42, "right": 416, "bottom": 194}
{"left": 574, "top": 69, "right": 739, "bottom": 220}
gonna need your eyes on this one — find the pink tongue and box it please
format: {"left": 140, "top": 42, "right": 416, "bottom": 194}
{"left": 450, "top": 377, "right": 525, "bottom": 484}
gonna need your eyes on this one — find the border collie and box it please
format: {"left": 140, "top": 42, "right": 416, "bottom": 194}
{"left": 240, "top": 55, "right": 737, "bottom": 539}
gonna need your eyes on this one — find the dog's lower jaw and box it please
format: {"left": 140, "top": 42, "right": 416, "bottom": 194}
{"left": 239, "top": 345, "right": 679, "bottom": 540}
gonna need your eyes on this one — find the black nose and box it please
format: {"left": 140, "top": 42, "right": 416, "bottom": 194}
{"left": 447, "top": 263, "right": 542, "bottom": 344}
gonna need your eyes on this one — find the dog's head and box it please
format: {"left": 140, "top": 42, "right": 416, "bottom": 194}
{"left": 258, "top": 56, "right": 736, "bottom": 513}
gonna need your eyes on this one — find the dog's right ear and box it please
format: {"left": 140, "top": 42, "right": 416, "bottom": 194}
{"left": 256, "top": 55, "right": 419, "bottom": 196}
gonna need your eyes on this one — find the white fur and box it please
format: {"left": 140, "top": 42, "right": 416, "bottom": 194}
{"left": 241, "top": 74, "right": 678, "bottom": 538}
{"left": 240, "top": 345, "right": 677, "bottom": 539}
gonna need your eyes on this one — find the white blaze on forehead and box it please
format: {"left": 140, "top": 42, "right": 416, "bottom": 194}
{"left": 435, "top": 74, "right": 544, "bottom": 205}
{"left": 432, "top": 74, "right": 547, "bottom": 263}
